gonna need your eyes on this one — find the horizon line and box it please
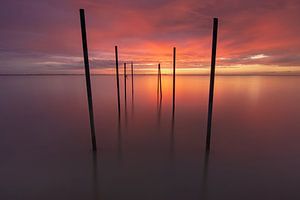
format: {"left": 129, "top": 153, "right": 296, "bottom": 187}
{"left": 1, "top": 73, "right": 300, "bottom": 76}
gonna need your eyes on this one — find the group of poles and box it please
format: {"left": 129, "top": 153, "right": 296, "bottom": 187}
{"left": 79, "top": 9, "right": 218, "bottom": 154}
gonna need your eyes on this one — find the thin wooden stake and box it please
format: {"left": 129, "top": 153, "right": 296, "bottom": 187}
{"left": 115, "top": 46, "right": 122, "bottom": 161}
{"left": 157, "top": 63, "right": 163, "bottom": 105}
{"left": 172, "top": 47, "right": 176, "bottom": 118}
{"left": 79, "top": 9, "right": 97, "bottom": 151}
{"left": 157, "top": 63, "right": 163, "bottom": 128}
{"left": 206, "top": 18, "right": 219, "bottom": 152}
{"left": 115, "top": 46, "right": 121, "bottom": 121}
{"left": 159, "top": 63, "right": 162, "bottom": 100}
{"left": 170, "top": 48, "right": 176, "bottom": 159}
{"left": 124, "top": 63, "right": 128, "bottom": 125}
{"left": 131, "top": 61, "right": 134, "bottom": 114}
{"left": 124, "top": 63, "right": 127, "bottom": 107}
{"left": 157, "top": 63, "right": 160, "bottom": 104}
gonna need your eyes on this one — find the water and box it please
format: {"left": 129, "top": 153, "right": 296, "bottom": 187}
{"left": 1, "top": 75, "right": 300, "bottom": 200}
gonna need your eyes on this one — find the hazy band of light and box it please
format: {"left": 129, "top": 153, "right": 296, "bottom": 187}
{"left": 84, "top": 64, "right": 300, "bottom": 75}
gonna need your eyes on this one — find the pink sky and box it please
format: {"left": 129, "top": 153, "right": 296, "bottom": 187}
{"left": 1, "top": 0, "right": 300, "bottom": 74}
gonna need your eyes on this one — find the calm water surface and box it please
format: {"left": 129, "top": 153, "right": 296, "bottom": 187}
{"left": 1, "top": 75, "right": 300, "bottom": 200}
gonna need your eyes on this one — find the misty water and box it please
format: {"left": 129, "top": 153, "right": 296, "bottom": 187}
{"left": 1, "top": 75, "right": 300, "bottom": 200}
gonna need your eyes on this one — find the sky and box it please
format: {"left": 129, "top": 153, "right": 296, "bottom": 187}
{"left": 1, "top": 0, "right": 300, "bottom": 75}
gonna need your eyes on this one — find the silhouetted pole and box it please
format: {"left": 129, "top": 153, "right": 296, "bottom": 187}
{"left": 206, "top": 18, "right": 219, "bottom": 152}
{"left": 157, "top": 63, "right": 160, "bottom": 104}
{"left": 159, "top": 63, "right": 162, "bottom": 100}
{"left": 124, "top": 63, "right": 127, "bottom": 107}
{"left": 131, "top": 61, "right": 134, "bottom": 113}
{"left": 157, "top": 63, "right": 163, "bottom": 128}
{"left": 157, "top": 63, "right": 163, "bottom": 105}
{"left": 170, "top": 48, "right": 176, "bottom": 160}
{"left": 124, "top": 63, "right": 128, "bottom": 125}
{"left": 172, "top": 47, "right": 176, "bottom": 118}
{"left": 115, "top": 46, "right": 121, "bottom": 121}
{"left": 115, "top": 46, "right": 122, "bottom": 161}
{"left": 79, "top": 9, "right": 97, "bottom": 152}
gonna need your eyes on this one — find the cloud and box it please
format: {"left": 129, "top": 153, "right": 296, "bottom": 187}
{"left": 248, "top": 54, "right": 269, "bottom": 60}
{"left": 0, "top": 0, "right": 300, "bottom": 74}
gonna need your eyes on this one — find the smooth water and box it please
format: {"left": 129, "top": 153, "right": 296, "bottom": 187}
{"left": 1, "top": 75, "right": 300, "bottom": 200}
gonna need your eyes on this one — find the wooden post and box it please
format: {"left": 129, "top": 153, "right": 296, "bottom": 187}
{"left": 115, "top": 46, "right": 121, "bottom": 121}
{"left": 156, "top": 64, "right": 160, "bottom": 106}
{"left": 157, "top": 63, "right": 163, "bottom": 127}
{"left": 79, "top": 9, "right": 97, "bottom": 152}
{"left": 124, "top": 63, "right": 128, "bottom": 125}
{"left": 157, "top": 63, "right": 163, "bottom": 105}
{"left": 172, "top": 47, "right": 176, "bottom": 118}
{"left": 206, "top": 18, "right": 219, "bottom": 152}
{"left": 170, "top": 48, "right": 176, "bottom": 159}
{"left": 115, "top": 46, "right": 122, "bottom": 161}
{"left": 131, "top": 61, "right": 134, "bottom": 113}
{"left": 124, "top": 63, "right": 127, "bottom": 107}
{"left": 159, "top": 63, "right": 162, "bottom": 100}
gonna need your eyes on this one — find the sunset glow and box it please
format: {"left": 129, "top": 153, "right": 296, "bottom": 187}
{"left": 1, "top": 0, "right": 300, "bottom": 74}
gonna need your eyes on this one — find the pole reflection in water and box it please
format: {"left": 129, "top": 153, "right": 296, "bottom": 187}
{"left": 201, "top": 147, "right": 211, "bottom": 200}
{"left": 91, "top": 152, "right": 99, "bottom": 200}
{"left": 157, "top": 95, "right": 163, "bottom": 129}
{"left": 170, "top": 111, "right": 175, "bottom": 161}
{"left": 117, "top": 117, "right": 123, "bottom": 162}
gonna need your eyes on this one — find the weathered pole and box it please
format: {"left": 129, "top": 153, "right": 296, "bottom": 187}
{"left": 156, "top": 64, "right": 160, "bottom": 106}
{"left": 206, "top": 18, "right": 219, "bottom": 152}
{"left": 131, "top": 61, "right": 134, "bottom": 113}
{"left": 159, "top": 63, "right": 162, "bottom": 100}
{"left": 124, "top": 63, "right": 127, "bottom": 107}
{"left": 172, "top": 47, "right": 176, "bottom": 118}
{"left": 115, "top": 46, "right": 121, "bottom": 121}
{"left": 124, "top": 63, "right": 128, "bottom": 125}
{"left": 157, "top": 63, "right": 163, "bottom": 104}
{"left": 170, "top": 48, "right": 176, "bottom": 159}
{"left": 79, "top": 9, "right": 97, "bottom": 151}
{"left": 115, "top": 46, "right": 122, "bottom": 160}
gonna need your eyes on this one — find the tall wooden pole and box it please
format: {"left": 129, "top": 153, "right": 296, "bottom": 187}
{"left": 172, "top": 47, "right": 176, "bottom": 118}
{"left": 115, "top": 46, "right": 122, "bottom": 160}
{"left": 79, "top": 9, "right": 97, "bottom": 151}
{"left": 157, "top": 63, "right": 163, "bottom": 104}
{"left": 159, "top": 63, "right": 162, "bottom": 100}
{"left": 170, "top": 48, "right": 176, "bottom": 158}
{"left": 115, "top": 46, "right": 121, "bottom": 121}
{"left": 131, "top": 61, "right": 134, "bottom": 112}
{"left": 124, "top": 63, "right": 128, "bottom": 125}
{"left": 206, "top": 18, "right": 219, "bottom": 152}
{"left": 157, "top": 63, "right": 160, "bottom": 104}
{"left": 124, "top": 63, "right": 127, "bottom": 107}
